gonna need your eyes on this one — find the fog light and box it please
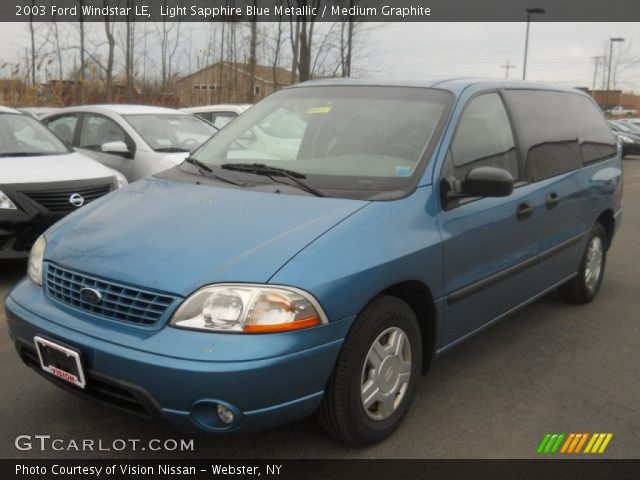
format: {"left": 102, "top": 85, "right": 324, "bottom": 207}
{"left": 217, "top": 404, "right": 235, "bottom": 425}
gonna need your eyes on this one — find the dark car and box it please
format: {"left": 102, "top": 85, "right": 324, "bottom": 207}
{"left": 608, "top": 120, "right": 640, "bottom": 157}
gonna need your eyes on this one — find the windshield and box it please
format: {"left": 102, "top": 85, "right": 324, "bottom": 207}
{"left": 618, "top": 121, "right": 640, "bottom": 134}
{"left": 0, "top": 113, "right": 70, "bottom": 156}
{"left": 124, "top": 114, "right": 216, "bottom": 152}
{"left": 189, "top": 86, "right": 452, "bottom": 199}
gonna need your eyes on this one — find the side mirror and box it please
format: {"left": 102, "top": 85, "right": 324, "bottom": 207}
{"left": 101, "top": 141, "right": 130, "bottom": 155}
{"left": 462, "top": 166, "right": 514, "bottom": 197}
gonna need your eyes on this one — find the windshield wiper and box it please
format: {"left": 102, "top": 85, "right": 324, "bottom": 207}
{"left": 182, "top": 157, "right": 246, "bottom": 187}
{"left": 0, "top": 152, "right": 52, "bottom": 157}
{"left": 155, "top": 147, "right": 191, "bottom": 153}
{"left": 220, "top": 163, "right": 329, "bottom": 197}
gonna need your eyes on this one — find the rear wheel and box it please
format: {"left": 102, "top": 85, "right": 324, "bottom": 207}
{"left": 317, "top": 295, "right": 422, "bottom": 446}
{"left": 559, "top": 223, "right": 607, "bottom": 304}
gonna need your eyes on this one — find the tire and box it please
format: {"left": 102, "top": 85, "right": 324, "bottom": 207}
{"left": 559, "top": 223, "right": 607, "bottom": 304}
{"left": 317, "top": 295, "right": 422, "bottom": 446}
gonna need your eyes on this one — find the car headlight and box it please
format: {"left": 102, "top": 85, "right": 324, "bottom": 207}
{"left": 27, "top": 235, "right": 46, "bottom": 286}
{"left": 113, "top": 171, "right": 128, "bottom": 189}
{"left": 170, "top": 284, "right": 328, "bottom": 333}
{"left": 618, "top": 135, "right": 633, "bottom": 144}
{"left": 0, "top": 190, "right": 17, "bottom": 210}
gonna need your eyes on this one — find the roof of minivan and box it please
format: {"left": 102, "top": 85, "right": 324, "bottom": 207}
{"left": 51, "top": 104, "right": 187, "bottom": 115}
{"left": 286, "top": 78, "right": 587, "bottom": 96}
{"left": 0, "top": 106, "right": 21, "bottom": 114}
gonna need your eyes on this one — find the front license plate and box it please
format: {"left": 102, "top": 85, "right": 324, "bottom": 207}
{"left": 34, "top": 336, "right": 86, "bottom": 389}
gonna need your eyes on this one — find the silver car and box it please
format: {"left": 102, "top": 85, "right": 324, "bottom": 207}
{"left": 42, "top": 105, "right": 216, "bottom": 181}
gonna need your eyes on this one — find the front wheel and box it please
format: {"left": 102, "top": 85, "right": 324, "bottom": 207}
{"left": 559, "top": 223, "right": 607, "bottom": 304}
{"left": 317, "top": 296, "right": 422, "bottom": 446}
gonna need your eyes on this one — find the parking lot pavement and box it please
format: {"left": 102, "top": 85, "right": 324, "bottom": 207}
{"left": 1, "top": 158, "right": 639, "bottom": 460}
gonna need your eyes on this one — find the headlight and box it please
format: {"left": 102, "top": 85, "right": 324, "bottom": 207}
{"left": 0, "top": 190, "right": 17, "bottom": 210}
{"left": 618, "top": 135, "right": 633, "bottom": 144}
{"left": 170, "top": 284, "right": 328, "bottom": 333}
{"left": 113, "top": 171, "right": 128, "bottom": 189}
{"left": 27, "top": 235, "right": 46, "bottom": 286}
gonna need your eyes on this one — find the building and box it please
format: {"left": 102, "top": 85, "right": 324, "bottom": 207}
{"left": 175, "top": 62, "right": 295, "bottom": 107}
{"left": 589, "top": 89, "right": 640, "bottom": 111}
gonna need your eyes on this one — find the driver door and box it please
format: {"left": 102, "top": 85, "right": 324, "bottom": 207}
{"left": 76, "top": 114, "right": 134, "bottom": 179}
{"left": 438, "top": 92, "right": 547, "bottom": 347}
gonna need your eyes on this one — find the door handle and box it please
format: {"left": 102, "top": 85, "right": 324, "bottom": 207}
{"left": 545, "top": 192, "right": 560, "bottom": 209}
{"left": 517, "top": 202, "right": 533, "bottom": 220}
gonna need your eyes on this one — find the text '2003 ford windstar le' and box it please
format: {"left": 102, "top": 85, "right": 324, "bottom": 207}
{"left": 6, "top": 79, "right": 622, "bottom": 445}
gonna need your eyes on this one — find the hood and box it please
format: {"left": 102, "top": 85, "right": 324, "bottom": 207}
{"left": 1, "top": 152, "right": 117, "bottom": 184}
{"left": 45, "top": 176, "right": 368, "bottom": 296}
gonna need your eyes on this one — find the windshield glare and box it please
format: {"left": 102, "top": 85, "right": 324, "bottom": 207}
{"left": 124, "top": 114, "right": 216, "bottom": 152}
{"left": 0, "top": 113, "right": 70, "bottom": 156}
{"left": 191, "top": 86, "right": 452, "bottom": 197}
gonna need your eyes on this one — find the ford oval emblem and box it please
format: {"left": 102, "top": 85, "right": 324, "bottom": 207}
{"left": 80, "top": 287, "right": 102, "bottom": 305}
{"left": 69, "top": 193, "right": 85, "bottom": 208}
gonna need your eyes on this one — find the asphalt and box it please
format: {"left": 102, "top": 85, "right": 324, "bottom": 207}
{"left": 1, "top": 158, "right": 639, "bottom": 459}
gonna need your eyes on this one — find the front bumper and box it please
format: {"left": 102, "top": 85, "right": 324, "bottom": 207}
{"left": 1, "top": 179, "right": 115, "bottom": 260}
{"left": 5, "top": 279, "right": 353, "bottom": 433}
{"left": 0, "top": 209, "right": 60, "bottom": 260}
{"left": 622, "top": 143, "right": 640, "bottom": 157}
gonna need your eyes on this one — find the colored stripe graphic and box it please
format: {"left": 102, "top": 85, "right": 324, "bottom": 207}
{"left": 584, "top": 433, "right": 614, "bottom": 454}
{"left": 540, "top": 433, "right": 613, "bottom": 454}
{"left": 537, "top": 433, "right": 565, "bottom": 454}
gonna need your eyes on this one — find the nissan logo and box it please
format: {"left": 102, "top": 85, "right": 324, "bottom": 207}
{"left": 69, "top": 193, "right": 85, "bottom": 208}
{"left": 80, "top": 287, "right": 102, "bottom": 305}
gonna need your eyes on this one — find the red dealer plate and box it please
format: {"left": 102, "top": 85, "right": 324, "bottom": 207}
{"left": 34, "top": 336, "right": 86, "bottom": 389}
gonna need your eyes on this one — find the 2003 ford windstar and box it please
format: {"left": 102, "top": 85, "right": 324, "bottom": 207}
{"left": 5, "top": 79, "right": 622, "bottom": 445}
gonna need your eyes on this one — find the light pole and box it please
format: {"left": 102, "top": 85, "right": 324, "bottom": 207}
{"left": 605, "top": 37, "right": 625, "bottom": 113}
{"left": 522, "top": 8, "right": 545, "bottom": 80}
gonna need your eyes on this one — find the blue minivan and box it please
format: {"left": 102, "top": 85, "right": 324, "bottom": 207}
{"left": 5, "top": 79, "right": 622, "bottom": 445}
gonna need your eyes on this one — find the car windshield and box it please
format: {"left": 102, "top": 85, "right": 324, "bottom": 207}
{"left": 124, "top": 114, "right": 216, "bottom": 152}
{"left": 620, "top": 121, "right": 640, "bottom": 134}
{"left": 189, "top": 86, "right": 452, "bottom": 199}
{"left": 0, "top": 113, "right": 70, "bottom": 157}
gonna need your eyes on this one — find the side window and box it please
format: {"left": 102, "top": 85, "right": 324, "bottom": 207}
{"left": 449, "top": 93, "right": 518, "bottom": 180}
{"left": 211, "top": 111, "right": 237, "bottom": 129}
{"left": 46, "top": 115, "right": 78, "bottom": 144}
{"left": 567, "top": 95, "right": 617, "bottom": 164}
{"left": 79, "top": 115, "right": 126, "bottom": 150}
{"left": 505, "top": 90, "right": 583, "bottom": 181}
{"left": 193, "top": 112, "right": 212, "bottom": 122}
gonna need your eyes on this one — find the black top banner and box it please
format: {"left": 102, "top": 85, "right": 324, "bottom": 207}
{"left": 4, "top": 0, "right": 640, "bottom": 22}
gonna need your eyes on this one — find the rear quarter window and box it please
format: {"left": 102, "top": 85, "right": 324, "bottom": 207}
{"left": 566, "top": 95, "right": 618, "bottom": 164}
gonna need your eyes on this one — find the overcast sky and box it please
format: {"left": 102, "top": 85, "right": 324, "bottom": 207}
{"left": 2, "top": 22, "right": 639, "bottom": 92}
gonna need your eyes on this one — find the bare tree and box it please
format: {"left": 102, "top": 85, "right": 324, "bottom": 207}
{"left": 272, "top": 18, "right": 284, "bottom": 89}
{"left": 78, "top": 1, "right": 86, "bottom": 102}
{"left": 125, "top": 0, "right": 135, "bottom": 101}
{"left": 103, "top": 0, "right": 117, "bottom": 101}
{"left": 155, "top": 4, "right": 182, "bottom": 95}
{"left": 248, "top": 16, "right": 258, "bottom": 102}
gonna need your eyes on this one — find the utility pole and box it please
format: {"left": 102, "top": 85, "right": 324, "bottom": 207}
{"left": 522, "top": 7, "right": 545, "bottom": 80}
{"left": 501, "top": 60, "right": 516, "bottom": 79}
{"left": 605, "top": 37, "right": 625, "bottom": 113}
{"left": 591, "top": 56, "right": 603, "bottom": 91}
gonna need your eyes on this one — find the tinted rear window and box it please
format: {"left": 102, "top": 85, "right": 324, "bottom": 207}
{"left": 505, "top": 90, "right": 616, "bottom": 182}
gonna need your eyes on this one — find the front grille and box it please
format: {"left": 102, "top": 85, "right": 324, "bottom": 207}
{"left": 24, "top": 184, "right": 112, "bottom": 213}
{"left": 46, "top": 264, "right": 178, "bottom": 327}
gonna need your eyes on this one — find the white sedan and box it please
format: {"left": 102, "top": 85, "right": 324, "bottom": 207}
{"left": 42, "top": 105, "right": 216, "bottom": 181}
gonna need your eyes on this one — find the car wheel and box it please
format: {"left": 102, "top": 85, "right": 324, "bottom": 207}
{"left": 559, "top": 223, "right": 607, "bottom": 304}
{"left": 317, "top": 295, "right": 422, "bottom": 446}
